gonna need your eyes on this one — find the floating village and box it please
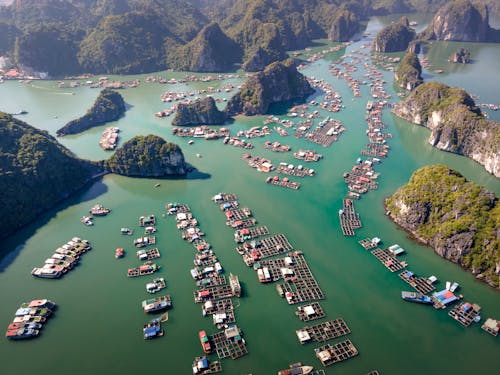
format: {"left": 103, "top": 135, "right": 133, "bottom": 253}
{"left": 4, "top": 22, "right": 499, "bottom": 375}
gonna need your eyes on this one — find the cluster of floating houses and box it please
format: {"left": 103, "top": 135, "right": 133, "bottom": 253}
{"left": 212, "top": 193, "right": 360, "bottom": 369}
{"left": 5, "top": 300, "right": 56, "bottom": 340}
{"left": 99, "top": 127, "right": 119, "bottom": 150}
{"left": 166, "top": 201, "right": 246, "bottom": 373}
{"left": 357, "top": 235, "right": 500, "bottom": 333}
{"left": 31, "top": 237, "right": 91, "bottom": 279}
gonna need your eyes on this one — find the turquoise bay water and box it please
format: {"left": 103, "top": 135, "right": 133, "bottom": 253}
{"left": 0, "top": 16, "right": 498, "bottom": 375}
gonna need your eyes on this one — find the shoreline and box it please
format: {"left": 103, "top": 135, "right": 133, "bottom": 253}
{"left": 383, "top": 198, "right": 500, "bottom": 291}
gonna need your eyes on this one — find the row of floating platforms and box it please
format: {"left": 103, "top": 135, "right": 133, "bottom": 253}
{"left": 236, "top": 233, "right": 293, "bottom": 265}
{"left": 166, "top": 200, "right": 246, "bottom": 370}
{"left": 295, "top": 302, "right": 326, "bottom": 322}
{"left": 314, "top": 340, "right": 359, "bottom": 367}
{"left": 296, "top": 318, "right": 351, "bottom": 344}
{"left": 339, "top": 199, "right": 362, "bottom": 236}
{"left": 234, "top": 226, "right": 269, "bottom": 243}
{"left": 211, "top": 192, "right": 362, "bottom": 369}
{"left": 304, "top": 117, "right": 345, "bottom": 148}
{"left": 266, "top": 175, "right": 301, "bottom": 190}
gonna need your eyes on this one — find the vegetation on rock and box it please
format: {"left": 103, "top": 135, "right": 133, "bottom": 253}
{"left": 373, "top": 16, "right": 416, "bottom": 52}
{"left": 0, "top": 112, "right": 98, "bottom": 240}
{"left": 57, "top": 89, "right": 126, "bottom": 136}
{"left": 420, "top": 0, "right": 500, "bottom": 42}
{"left": 328, "top": 8, "right": 360, "bottom": 42}
{"left": 448, "top": 47, "right": 471, "bottom": 63}
{"left": 386, "top": 164, "right": 499, "bottom": 288}
{"left": 104, "top": 135, "right": 188, "bottom": 177}
{"left": 172, "top": 97, "right": 228, "bottom": 126}
{"left": 395, "top": 52, "right": 423, "bottom": 90}
{"left": 167, "top": 22, "right": 242, "bottom": 72}
{"left": 392, "top": 82, "right": 500, "bottom": 177}
{"left": 225, "top": 58, "right": 314, "bottom": 116}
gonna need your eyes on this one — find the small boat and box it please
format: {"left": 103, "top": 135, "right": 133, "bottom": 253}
{"left": 278, "top": 362, "right": 314, "bottom": 375}
{"left": 446, "top": 281, "right": 452, "bottom": 291}
{"left": 450, "top": 282, "right": 459, "bottom": 292}
{"left": 154, "top": 183, "right": 161, "bottom": 188}
{"left": 115, "top": 248, "right": 124, "bottom": 259}
{"left": 401, "top": 291, "right": 433, "bottom": 305}
{"left": 120, "top": 227, "right": 133, "bottom": 235}
{"left": 196, "top": 153, "right": 202, "bottom": 158}
{"left": 188, "top": 140, "right": 194, "bottom": 145}
{"left": 199, "top": 330, "right": 212, "bottom": 354}
{"left": 428, "top": 275, "right": 438, "bottom": 284}
{"left": 80, "top": 216, "right": 93, "bottom": 226}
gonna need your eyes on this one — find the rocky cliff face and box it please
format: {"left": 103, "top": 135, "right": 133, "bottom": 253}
{"left": 57, "top": 89, "right": 125, "bottom": 136}
{"left": 225, "top": 58, "right": 314, "bottom": 116}
{"left": 104, "top": 135, "right": 188, "bottom": 176}
{"left": 394, "top": 52, "right": 423, "bottom": 90}
{"left": 328, "top": 9, "right": 360, "bottom": 42}
{"left": 172, "top": 97, "right": 228, "bottom": 126}
{"left": 386, "top": 165, "right": 499, "bottom": 288}
{"left": 167, "top": 22, "right": 242, "bottom": 72}
{"left": 392, "top": 82, "right": 500, "bottom": 177}
{"left": 448, "top": 48, "right": 471, "bottom": 63}
{"left": 373, "top": 16, "right": 416, "bottom": 52}
{"left": 421, "top": 0, "right": 500, "bottom": 42}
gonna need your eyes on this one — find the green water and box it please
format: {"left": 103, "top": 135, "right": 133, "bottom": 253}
{"left": 0, "top": 16, "right": 498, "bottom": 375}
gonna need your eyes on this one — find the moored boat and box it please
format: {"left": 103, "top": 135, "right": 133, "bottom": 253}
{"left": 278, "top": 362, "right": 314, "bottom": 375}
{"left": 5, "top": 328, "right": 39, "bottom": 340}
{"left": 199, "top": 330, "right": 212, "bottom": 354}
{"left": 142, "top": 295, "right": 172, "bottom": 313}
{"left": 401, "top": 291, "right": 433, "bottom": 305}
{"left": 115, "top": 248, "right": 124, "bottom": 258}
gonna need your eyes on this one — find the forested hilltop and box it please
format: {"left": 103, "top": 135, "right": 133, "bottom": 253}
{"left": 386, "top": 165, "right": 499, "bottom": 288}
{"left": 1, "top": 0, "right": 495, "bottom": 76}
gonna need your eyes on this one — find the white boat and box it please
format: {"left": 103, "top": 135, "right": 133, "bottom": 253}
{"left": 428, "top": 275, "right": 438, "bottom": 284}
{"left": 450, "top": 282, "right": 459, "bottom": 292}
{"left": 446, "top": 281, "right": 451, "bottom": 291}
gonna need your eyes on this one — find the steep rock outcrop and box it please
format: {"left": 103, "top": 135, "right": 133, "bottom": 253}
{"left": 167, "top": 22, "right": 242, "bottom": 72}
{"left": 373, "top": 16, "right": 416, "bottom": 52}
{"left": 0, "top": 112, "right": 99, "bottom": 240}
{"left": 385, "top": 165, "right": 499, "bottom": 288}
{"left": 328, "top": 9, "right": 360, "bottom": 42}
{"left": 448, "top": 48, "right": 471, "bottom": 63}
{"left": 420, "top": 0, "right": 500, "bottom": 42}
{"left": 104, "top": 135, "right": 188, "bottom": 176}
{"left": 226, "top": 58, "right": 314, "bottom": 116}
{"left": 172, "top": 97, "right": 228, "bottom": 126}
{"left": 392, "top": 82, "right": 500, "bottom": 177}
{"left": 57, "top": 89, "right": 125, "bottom": 136}
{"left": 394, "top": 52, "right": 423, "bottom": 90}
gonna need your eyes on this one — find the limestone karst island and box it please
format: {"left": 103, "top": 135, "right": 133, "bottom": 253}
{"left": 0, "top": 1, "right": 499, "bottom": 374}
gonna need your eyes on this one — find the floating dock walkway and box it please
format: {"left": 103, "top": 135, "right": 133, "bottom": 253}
{"left": 399, "top": 270, "right": 435, "bottom": 294}
{"left": 296, "top": 318, "right": 351, "bottom": 344}
{"left": 339, "top": 199, "right": 362, "bottom": 236}
{"left": 371, "top": 249, "right": 407, "bottom": 272}
{"left": 448, "top": 302, "right": 481, "bottom": 327}
{"left": 295, "top": 302, "right": 326, "bottom": 322}
{"left": 314, "top": 339, "right": 359, "bottom": 367}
